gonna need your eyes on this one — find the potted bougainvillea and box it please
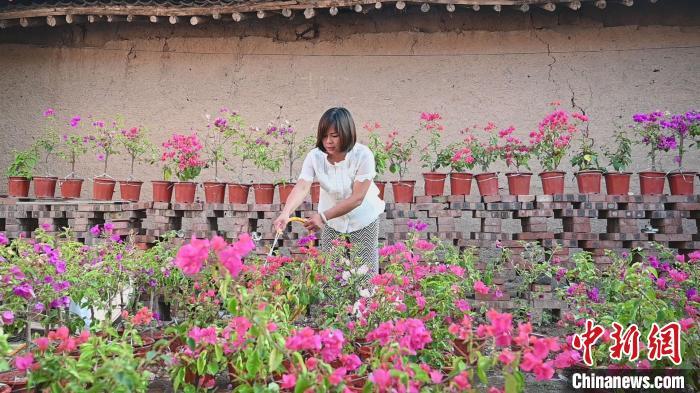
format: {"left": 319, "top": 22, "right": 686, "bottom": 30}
{"left": 268, "top": 116, "right": 314, "bottom": 204}
{"left": 116, "top": 126, "right": 155, "bottom": 202}
{"left": 90, "top": 118, "right": 121, "bottom": 201}
{"left": 570, "top": 136, "right": 603, "bottom": 194}
{"left": 161, "top": 133, "right": 206, "bottom": 203}
{"left": 364, "top": 121, "right": 390, "bottom": 200}
{"left": 662, "top": 110, "right": 698, "bottom": 195}
{"left": 418, "top": 112, "right": 452, "bottom": 196}
{"left": 499, "top": 126, "right": 533, "bottom": 195}
{"left": 466, "top": 122, "right": 501, "bottom": 196}
{"left": 386, "top": 129, "right": 418, "bottom": 203}
{"left": 530, "top": 103, "right": 587, "bottom": 195}
{"left": 56, "top": 113, "right": 90, "bottom": 199}
{"left": 33, "top": 109, "right": 60, "bottom": 198}
{"left": 602, "top": 129, "right": 633, "bottom": 195}
{"left": 632, "top": 111, "right": 672, "bottom": 195}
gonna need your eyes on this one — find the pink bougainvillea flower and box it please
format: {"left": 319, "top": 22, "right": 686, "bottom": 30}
{"left": 174, "top": 237, "right": 210, "bottom": 275}
{"left": 35, "top": 337, "right": 50, "bottom": 352}
{"left": 1, "top": 310, "right": 14, "bottom": 325}
{"left": 533, "top": 361, "right": 555, "bottom": 380}
{"left": 341, "top": 354, "right": 361, "bottom": 371}
{"left": 369, "top": 369, "right": 392, "bottom": 391}
{"left": 280, "top": 374, "right": 297, "bottom": 389}
{"left": 474, "top": 280, "right": 489, "bottom": 295}
{"left": 498, "top": 349, "right": 517, "bottom": 365}
{"left": 14, "top": 353, "right": 35, "bottom": 371}
{"left": 430, "top": 370, "right": 443, "bottom": 384}
{"left": 453, "top": 371, "right": 471, "bottom": 389}
{"left": 188, "top": 326, "right": 217, "bottom": 345}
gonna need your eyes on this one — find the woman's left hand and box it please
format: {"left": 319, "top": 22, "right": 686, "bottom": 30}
{"left": 303, "top": 213, "right": 325, "bottom": 233}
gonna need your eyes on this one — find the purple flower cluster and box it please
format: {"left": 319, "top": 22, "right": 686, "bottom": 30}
{"left": 407, "top": 220, "right": 428, "bottom": 232}
{"left": 297, "top": 233, "right": 317, "bottom": 247}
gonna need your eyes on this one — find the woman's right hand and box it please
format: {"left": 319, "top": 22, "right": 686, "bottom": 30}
{"left": 272, "top": 214, "right": 290, "bottom": 233}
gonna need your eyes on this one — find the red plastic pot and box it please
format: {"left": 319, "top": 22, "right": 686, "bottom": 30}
{"left": 174, "top": 182, "right": 197, "bottom": 203}
{"left": 575, "top": 170, "right": 602, "bottom": 194}
{"left": 228, "top": 183, "right": 250, "bottom": 204}
{"left": 375, "top": 181, "right": 386, "bottom": 200}
{"left": 638, "top": 171, "right": 665, "bottom": 195}
{"left": 539, "top": 171, "right": 566, "bottom": 195}
{"left": 7, "top": 177, "right": 30, "bottom": 197}
{"left": 278, "top": 183, "right": 295, "bottom": 204}
{"left": 311, "top": 182, "right": 320, "bottom": 204}
{"left": 391, "top": 180, "right": 415, "bottom": 203}
{"left": 604, "top": 172, "right": 631, "bottom": 195}
{"left": 505, "top": 172, "right": 532, "bottom": 195}
{"left": 252, "top": 183, "right": 275, "bottom": 204}
{"left": 423, "top": 172, "right": 447, "bottom": 196}
{"left": 59, "top": 178, "right": 83, "bottom": 199}
{"left": 93, "top": 177, "right": 116, "bottom": 201}
{"left": 475, "top": 172, "right": 499, "bottom": 196}
{"left": 152, "top": 181, "right": 173, "bottom": 203}
{"left": 667, "top": 171, "right": 696, "bottom": 196}
{"left": 449, "top": 172, "right": 472, "bottom": 196}
{"left": 203, "top": 181, "right": 226, "bottom": 203}
{"left": 119, "top": 180, "right": 143, "bottom": 202}
{"left": 33, "top": 176, "right": 57, "bottom": 198}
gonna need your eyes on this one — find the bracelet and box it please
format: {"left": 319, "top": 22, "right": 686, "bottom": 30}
{"left": 319, "top": 212, "right": 328, "bottom": 224}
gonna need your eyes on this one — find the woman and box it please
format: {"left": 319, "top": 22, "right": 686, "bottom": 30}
{"left": 273, "top": 107, "right": 385, "bottom": 283}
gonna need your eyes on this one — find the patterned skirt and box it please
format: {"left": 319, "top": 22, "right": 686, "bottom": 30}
{"left": 320, "top": 218, "right": 380, "bottom": 287}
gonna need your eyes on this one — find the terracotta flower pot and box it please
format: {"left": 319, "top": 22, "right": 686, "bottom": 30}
{"left": 252, "top": 183, "right": 275, "bottom": 204}
{"left": 391, "top": 180, "right": 415, "bottom": 203}
{"left": 422, "top": 172, "right": 447, "bottom": 196}
{"left": 638, "top": 171, "right": 665, "bottom": 195}
{"left": 475, "top": 172, "right": 499, "bottom": 196}
{"left": 203, "top": 181, "right": 226, "bottom": 203}
{"left": 93, "top": 177, "right": 116, "bottom": 201}
{"left": 174, "top": 182, "right": 197, "bottom": 203}
{"left": 449, "top": 172, "right": 473, "bottom": 196}
{"left": 278, "top": 182, "right": 295, "bottom": 204}
{"left": 59, "top": 178, "right": 83, "bottom": 199}
{"left": 375, "top": 181, "right": 386, "bottom": 200}
{"left": 228, "top": 183, "right": 250, "bottom": 204}
{"left": 539, "top": 171, "right": 566, "bottom": 195}
{"left": 667, "top": 171, "right": 696, "bottom": 196}
{"left": 152, "top": 181, "right": 174, "bottom": 203}
{"left": 575, "top": 170, "right": 603, "bottom": 194}
{"left": 604, "top": 172, "right": 631, "bottom": 195}
{"left": 7, "top": 177, "right": 30, "bottom": 197}
{"left": 505, "top": 172, "right": 532, "bottom": 195}
{"left": 310, "top": 182, "right": 320, "bottom": 204}
{"left": 119, "top": 180, "right": 143, "bottom": 202}
{"left": 33, "top": 176, "right": 57, "bottom": 198}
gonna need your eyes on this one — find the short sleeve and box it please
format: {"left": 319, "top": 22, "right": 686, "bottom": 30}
{"left": 298, "top": 151, "right": 315, "bottom": 182}
{"left": 354, "top": 147, "right": 376, "bottom": 182}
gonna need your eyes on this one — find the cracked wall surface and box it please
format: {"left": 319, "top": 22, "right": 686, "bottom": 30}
{"left": 0, "top": 1, "right": 699, "bottom": 198}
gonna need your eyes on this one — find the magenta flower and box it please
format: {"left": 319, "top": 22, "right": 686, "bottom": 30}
{"left": 407, "top": 220, "right": 428, "bottom": 232}
{"left": 1, "top": 310, "right": 14, "bottom": 325}
{"left": 13, "top": 283, "right": 35, "bottom": 299}
{"left": 174, "top": 237, "right": 210, "bottom": 276}
{"left": 69, "top": 116, "right": 81, "bottom": 128}
{"left": 474, "top": 280, "right": 489, "bottom": 295}
{"left": 90, "top": 225, "right": 101, "bottom": 236}
{"left": 297, "top": 233, "right": 317, "bottom": 247}
{"left": 369, "top": 369, "right": 392, "bottom": 390}
{"left": 14, "top": 353, "right": 34, "bottom": 372}
{"left": 0, "top": 233, "right": 8, "bottom": 245}
{"left": 280, "top": 374, "right": 296, "bottom": 389}
{"left": 43, "top": 108, "right": 55, "bottom": 117}
{"left": 188, "top": 326, "right": 217, "bottom": 345}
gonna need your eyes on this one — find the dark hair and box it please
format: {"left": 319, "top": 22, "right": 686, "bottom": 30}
{"left": 316, "top": 107, "right": 356, "bottom": 153}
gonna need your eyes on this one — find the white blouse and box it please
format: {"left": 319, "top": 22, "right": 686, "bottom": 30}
{"left": 298, "top": 143, "right": 386, "bottom": 233}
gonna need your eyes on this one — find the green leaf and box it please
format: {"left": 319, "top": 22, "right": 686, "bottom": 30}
{"left": 269, "top": 348, "right": 282, "bottom": 373}
{"left": 477, "top": 354, "right": 490, "bottom": 384}
{"left": 197, "top": 351, "right": 207, "bottom": 375}
{"left": 294, "top": 374, "right": 312, "bottom": 393}
{"left": 207, "top": 361, "right": 219, "bottom": 375}
{"left": 246, "top": 350, "right": 261, "bottom": 376}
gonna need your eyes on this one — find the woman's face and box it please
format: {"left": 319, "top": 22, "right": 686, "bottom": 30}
{"left": 323, "top": 127, "right": 341, "bottom": 155}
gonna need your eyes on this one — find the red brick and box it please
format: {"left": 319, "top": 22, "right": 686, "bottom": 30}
{"left": 513, "top": 232, "right": 554, "bottom": 240}
{"left": 556, "top": 232, "right": 598, "bottom": 240}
